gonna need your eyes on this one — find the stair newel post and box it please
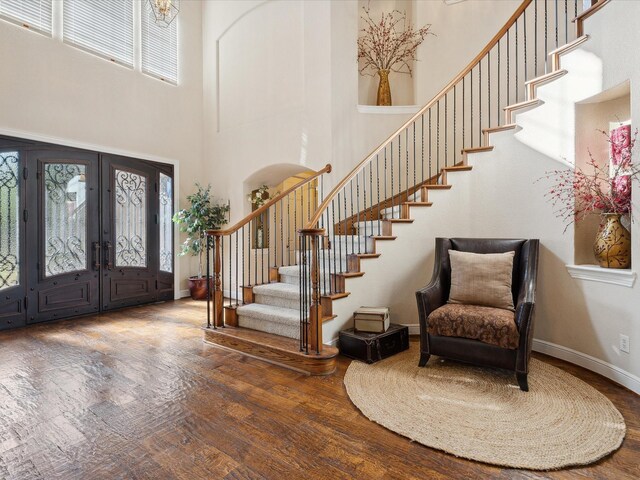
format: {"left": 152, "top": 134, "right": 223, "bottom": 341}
{"left": 213, "top": 233, "right": 224, "bottom": 327}
{"left": 299, "top": 228, "right": 325, "bottom": 354}
{"left": 206, "top": 233, "right": 212, "bottom": 329}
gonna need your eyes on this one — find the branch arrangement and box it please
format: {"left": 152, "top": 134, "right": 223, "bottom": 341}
{"left": 540, "top": 125, "right": 637, "bottom": 231}
{"left": 357, "top": 3, "right": 434, "bottom": 77}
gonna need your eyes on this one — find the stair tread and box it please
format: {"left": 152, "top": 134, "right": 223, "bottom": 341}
{"left": 548, "top": 34, "right": 589, "bottom": 56}
{"left": 524, "top": 69, "right": 568, "bottom": 86}
{"left": 253, "top": 282, "right": 300, "bottom": 300}
{"left": 504, "top": 99, "right": 541, "bottom": 110}
{"left": 483, "top": 124, "right": 517, "bottom": 134}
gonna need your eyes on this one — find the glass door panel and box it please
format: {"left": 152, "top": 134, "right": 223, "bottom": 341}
{"left": 43, "top": 163, "right": 87, "bottom": 277}
{"left": 159, "top": 172, "right": 172, "bottom": 273}
{"left": 114, "top": 169, "right": 147, "bottom": 268}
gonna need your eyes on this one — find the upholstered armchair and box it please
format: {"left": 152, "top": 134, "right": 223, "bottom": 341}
{"left": 415, "top": 238, "right": 539, "bottom": 391}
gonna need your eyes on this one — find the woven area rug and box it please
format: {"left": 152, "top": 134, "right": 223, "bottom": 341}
{"left": 344, "top": 346, "right": 626, "bottom": 470}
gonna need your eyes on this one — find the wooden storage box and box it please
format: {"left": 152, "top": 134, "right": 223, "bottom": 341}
{"left": 339, "top": 324, "right": 409, "bottom": 364}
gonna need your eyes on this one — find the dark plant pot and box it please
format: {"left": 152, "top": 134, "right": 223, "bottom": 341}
{"left": 188, "top": 276, "right": 214, "bottom": 301}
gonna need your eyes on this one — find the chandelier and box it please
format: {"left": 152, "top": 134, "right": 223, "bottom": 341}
{"left": 148, "top": 0, "right": 180, "bottom": 28}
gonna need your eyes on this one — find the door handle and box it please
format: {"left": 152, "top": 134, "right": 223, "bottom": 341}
{"left": 104, "top": 241, "right": 113, "bottom": 270}
{"left": 92, "top": 242, "right": 101, "bottom": 270}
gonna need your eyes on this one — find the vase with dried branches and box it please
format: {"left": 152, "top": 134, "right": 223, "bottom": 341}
{"left": 357, "top": 3, "right": 433, "bottom": 106}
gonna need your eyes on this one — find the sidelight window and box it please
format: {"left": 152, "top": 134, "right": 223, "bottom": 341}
{"left": 0, "top": 152, "right": 20, "bottom": 290}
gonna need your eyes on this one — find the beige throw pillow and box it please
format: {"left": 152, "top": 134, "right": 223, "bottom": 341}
{"left": 448, "top": 250, "right": 515, "bottom": 311}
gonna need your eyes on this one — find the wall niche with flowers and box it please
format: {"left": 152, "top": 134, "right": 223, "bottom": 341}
{"left": 357, "top": 0, "right": 433, "bottom": 107}
{"left": 573, "top": 83, "right": 633, "bottom": 268}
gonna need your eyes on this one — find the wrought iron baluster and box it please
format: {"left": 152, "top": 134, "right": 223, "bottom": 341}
{"left": 356, "top": 175, "right": 361, "bottom": 254}
{"left": 488, "top": 52, "right": 491, "bottom": 129}
{"left": 235, "top": 232, "right": 239, "bottom": 306}
{"left": 332, "top": 198, "right": 338, "bottom": 282}
{"left": 535, "top": 0, "right": 538, "bottom": 77}
{"left": 507, "top": 29, "right": 511, "bottom": 106}
{"left": 564, "top": 0, "right": 568, "bottom": 45}
{"left": 241, "top": 226, "right": 245, "bottom": 303}
{"left": 390, "top": 142, "right": 394, "bottom": 219}
{"left": 248, "top": 220, "right": 251, "bottom": 286}
{"left": 478, "top": 57, "right": 482, "bottom": 145}
{"left": 376, "top": 154, "right": 381, "bottom": 236}
{"left": 286, "top": 195, "right": 290, "bottom": 266}
{"left": 453, "top": 85, "right": 457, "bottom": 161}
{"left": 428, "top": 108, "right": 432, "bottom": 179}
{"left": 524, "top": 10, "right": 527, "bottom": 83}
{"left": 445, "top": 93, "right": 448, "bottom": 166}
{"left": 498, "top": 39, "right": 501, "bottom": 125}
{"left": 437, "top": 100, "right": 440, "bottom": 178}
{"left": 273, "top": 201, "right": 277, "bottom": 267}
{"left": 293, "top": 190, "right": 297, "bottom": 266}
{"left": 470, "top": 68, "right": 474, "bottom": 147}
{"left": 555, "top": 0, "right": 559, "bottom": 49}
{"left": 349, "top": 179, "right": 354, "bottom": 253}
{"left": 545, "top": 0, "right": 548, "bottom": 73}
{"left": 515, "top": 18, "right": 519, "bottom": 103}
{"left": 421, "top": 114, "right": 425, "bottom": 184}
{"left": 413, "top": 120, "right": 416, "bottom": 188}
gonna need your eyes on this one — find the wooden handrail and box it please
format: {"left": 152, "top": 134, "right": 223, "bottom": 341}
{"left": 304, "top": 0, "right": 533, "bottom": 229}
{"left": 208, "top": 163, "right": 332, "bottom": 237}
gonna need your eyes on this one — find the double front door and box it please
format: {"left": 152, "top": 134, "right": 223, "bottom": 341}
{"left": 0, "top": 138, "right": 174, "bottom": 330}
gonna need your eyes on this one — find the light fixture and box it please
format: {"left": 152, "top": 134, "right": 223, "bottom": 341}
{"left": 148, "top": 0, "right": 180, "bottom": 28}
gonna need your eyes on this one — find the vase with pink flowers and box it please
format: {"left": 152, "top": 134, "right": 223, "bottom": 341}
{"left": 542, "top": 124, "right": 637, "bottom": 268}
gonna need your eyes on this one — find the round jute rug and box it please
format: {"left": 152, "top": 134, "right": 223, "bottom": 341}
{"left": 344, "top": 347, "right": 626, "bottom": 470}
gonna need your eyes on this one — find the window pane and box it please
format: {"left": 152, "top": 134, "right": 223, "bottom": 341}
{"left": 141, "top": 5, "right": 178, "bottom": 84}
{"left": 44, "top": 163, "right": 87, "bottom": 277}
{"left": 0, "top": 152, "right": 20, "bottom": 290}
{"left": 115, "top": 169, "right": 147, "bottom": 268}
{"left": 0, "top": 0, "right": 52, "bottom": 35}
{"left": 159, "top": 173, "right": 172, "bottom": 273}
{"left": 63, "top": 0, "right": 134, "bottom": 67}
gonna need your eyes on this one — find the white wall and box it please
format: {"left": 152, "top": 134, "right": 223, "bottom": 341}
{"left": 0, "top": 1, "right": 204, "bottom": 293}
{"left": 415, "top": 0, "right": 520, "bottom": 104}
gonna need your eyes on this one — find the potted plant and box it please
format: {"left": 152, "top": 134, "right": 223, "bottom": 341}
{"left": 542, "top": 125, "right": 638, "bottom": 268}
{"left": 357, "top": 3, "right": 433, "bottom": 106}
{"left": 173, "top": 184, "right": 229, "bottom": 300}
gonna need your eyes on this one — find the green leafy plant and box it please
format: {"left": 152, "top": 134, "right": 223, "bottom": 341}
{"left": 172, "top": 184, "right": 229, "bottom": 278}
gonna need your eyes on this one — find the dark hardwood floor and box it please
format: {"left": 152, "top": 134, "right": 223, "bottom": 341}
{"left": 0, "top": 300, "right": 638, "bottom": 479}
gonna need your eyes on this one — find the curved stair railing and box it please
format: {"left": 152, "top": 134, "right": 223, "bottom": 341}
{"left": 205, "top": 164, "right": 332, "bottom": 330}
{"left": 298, "top": 0, "right": 605, "bottom": 354}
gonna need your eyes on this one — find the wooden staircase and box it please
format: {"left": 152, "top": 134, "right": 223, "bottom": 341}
{"left": 203, "top": 0, "right": 610, "bottom": 376}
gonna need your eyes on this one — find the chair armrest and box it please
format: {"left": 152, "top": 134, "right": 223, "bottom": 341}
{"left": 416, "top": 279, "right": 446, "bottom": 321}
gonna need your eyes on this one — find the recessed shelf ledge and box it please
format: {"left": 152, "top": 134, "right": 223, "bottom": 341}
{"left": 566, "top": 264, "right": 636, "bottom": 287}
{"left": 357, "top": 105, "right": 421, "bottom": 115}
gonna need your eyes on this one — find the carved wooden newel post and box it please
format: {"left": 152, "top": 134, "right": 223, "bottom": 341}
{"left": 213, "top": 233, "right": 224, "bottom": 327}
{"left": 299, "top": 228, "right": 324, "bottom": 354}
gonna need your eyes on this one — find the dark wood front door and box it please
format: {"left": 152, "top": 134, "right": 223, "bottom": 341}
{"left": 0, "top": 136, "right": 174, "bottom": 330}
{"left": 101, "top": 155, "right": 158, "bottom": 310}
{"left": 25, "top": 149, "right": 101, "bottom": 324}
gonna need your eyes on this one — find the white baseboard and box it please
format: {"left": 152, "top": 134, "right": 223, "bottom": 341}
{"left": 178, "top": 289, "right": 190, "bottom": 299}
{"left": 532, "top": 339, "right": 640, "bottom": 395}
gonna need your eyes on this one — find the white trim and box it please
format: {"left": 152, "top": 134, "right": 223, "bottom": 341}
{"left": 178, "top": 289, "right": 190, "bottom": 299}
{"left": 566, "top": 264, "right": 636, "bottom": 287}
{"left": 533, "top": 338, "right": 640, "bottom": 395}
{"left": 357, "top": 105, "right": 421, "bottom": 115}
{"left": 326, "top": 337, "right": 339, "bottom": 348}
